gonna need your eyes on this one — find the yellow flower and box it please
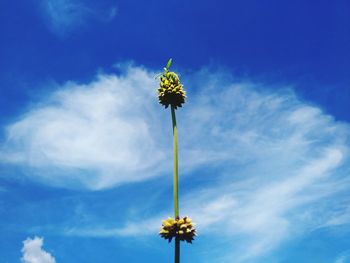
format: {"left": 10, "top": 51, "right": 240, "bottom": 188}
{"left": 159, "top": 216, "right": 197, "bottom": 243}
{"left": 157, "top": 71, "right": 186, "bottom": 109}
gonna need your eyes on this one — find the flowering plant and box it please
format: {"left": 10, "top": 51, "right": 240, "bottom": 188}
{"left": 157, "top": 59, "right": 196, "bottom": 263}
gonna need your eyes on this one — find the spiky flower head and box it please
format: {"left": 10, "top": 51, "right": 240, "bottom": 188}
{"left": 159, "top": 216, "right": 196, "bottom": 243}
{"left": 157, "top": 59, "right": 186, "bottom": 109}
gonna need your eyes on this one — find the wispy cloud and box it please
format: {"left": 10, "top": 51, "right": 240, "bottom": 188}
{"left": 335, "top": 254, "right": 348, "bottom": 263}
{"left": 21, "top": 237, "right": 56, "bottom": 263}
{"left": 38, "top": 0, "right": 117, "bottom": 35}
{"left": 1, "top": 66, "right": 168, "bottom": 189}
{"left": 2, "top": 65, "right": 350, "bottom": 262}
{"left": 63, "top": 216, "right": 162, "bottom": 237}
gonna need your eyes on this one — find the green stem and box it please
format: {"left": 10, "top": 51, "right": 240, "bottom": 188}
{"left": 171, "top": 105, "right": 179, "bottom": 218}
{"left": 171, "top": 105, "right": 180, "bottom": 263}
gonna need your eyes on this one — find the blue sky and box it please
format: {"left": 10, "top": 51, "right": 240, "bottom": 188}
{"left": 1, "top": 1, "right": 350, "bottom": 262}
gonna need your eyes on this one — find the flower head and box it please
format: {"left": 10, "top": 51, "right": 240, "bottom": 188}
{"left": 159, "top": 216, "right": 197, "bottom": 243}
{"left": 157, "top": 59, "right": 186, "bottom": 109}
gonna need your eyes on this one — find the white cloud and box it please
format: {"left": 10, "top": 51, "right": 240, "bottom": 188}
{"left": 64, "top": 216, "right": 162, "bottom": 237}
{"left": 179, "top": 75, "right": 349, "bottom": 261}
{"left": 1, "top": 66, "right": 168, "bottom": 189}
{"left": 38, "top": 0, "right": 117, "bottom": 35}
{"left": 21, "top": 237, "right": 56, "bottom": 263}
{"left": 182, "top": 149, "right": 345, "bottom": 262}
{"left": 2, "top": 64, "right": 350, "bottom": 261}
{"left": 335, "top": 255, "right": 348, "bottom": 263}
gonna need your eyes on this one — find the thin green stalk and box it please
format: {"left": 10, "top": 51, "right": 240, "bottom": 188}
{"left": 171, "top": 105, "right": 180, "bottom": 263}
{"left": 171, "top": 105, "right": 179, "bottom": 218}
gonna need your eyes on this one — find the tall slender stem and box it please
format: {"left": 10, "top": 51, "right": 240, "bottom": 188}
{"left": 171, "top": 105, "right": 180, "bottom": 263}
{"left": 171, "top": 105, "right": 179, "bottom": 218}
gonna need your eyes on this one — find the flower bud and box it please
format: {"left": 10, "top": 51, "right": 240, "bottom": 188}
{"left": 157, "top": 71, "right": 186, "bottom": 109}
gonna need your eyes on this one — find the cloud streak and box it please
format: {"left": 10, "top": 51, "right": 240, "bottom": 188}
{"left": 335, "top": 254, "right": 348, "bottom": 263}
{"left": 38, "top": 0, "right": 117, "bottom": 35}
